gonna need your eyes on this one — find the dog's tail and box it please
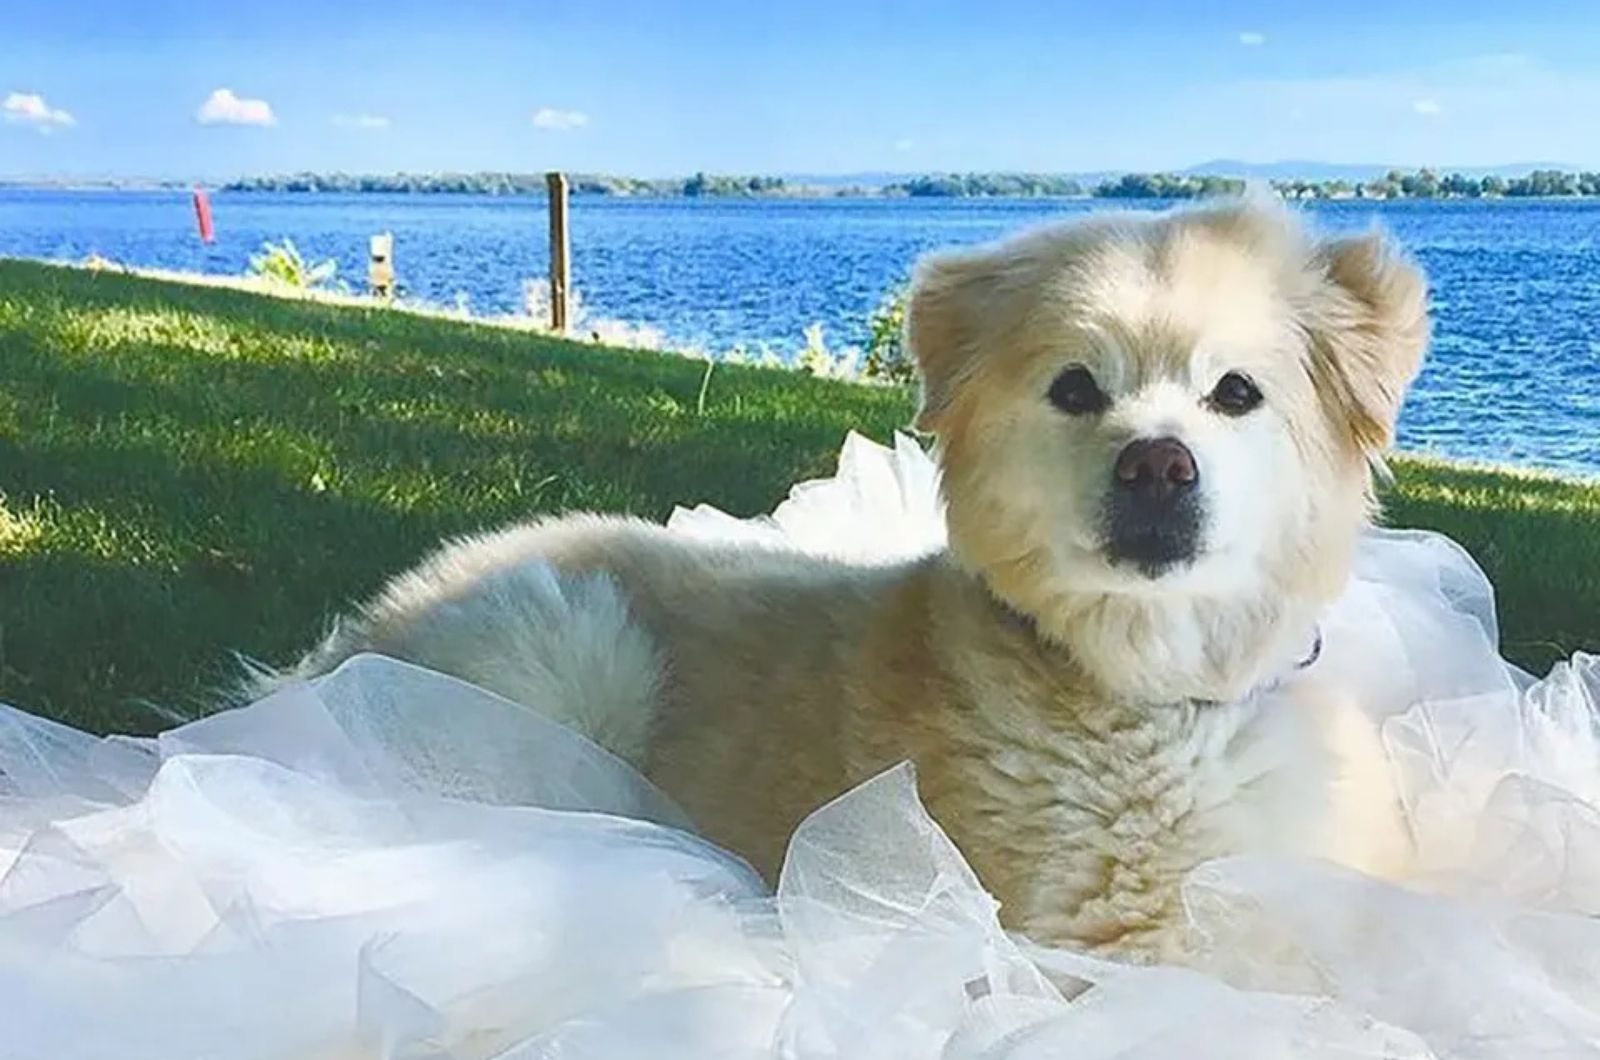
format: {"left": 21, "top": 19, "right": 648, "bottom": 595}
{"left": 221, "top": 559, "right": 665, "bottom": 767}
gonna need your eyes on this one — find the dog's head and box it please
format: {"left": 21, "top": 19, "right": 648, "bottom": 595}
{"left": 909, "top": 199, "right": 1428, "bottom": 701}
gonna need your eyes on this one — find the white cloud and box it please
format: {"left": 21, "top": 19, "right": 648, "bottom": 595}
{"left": 332, "top": 113, "right": 390, "bottom": 130}
{"left": 1412, "top": 98, "right": 1443, "bottom": 116}
{"left": 893, "top": 138, "right": 915, "bottom": 152}
{"left": 196, "top": 89, "right": 276, "bottom": 127}
{"left": 3, "top": 92, "right": 75, "bottom": 130}
{"left": 1238, "top": 31, "right": 1266, "bottom": 46}
{"left": 532, "top": 107, "right": 589, "bottom": 131}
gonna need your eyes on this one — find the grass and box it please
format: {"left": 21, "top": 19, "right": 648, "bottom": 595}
{"left": 2, "top": 259, "right": 1597, "bottom": 733}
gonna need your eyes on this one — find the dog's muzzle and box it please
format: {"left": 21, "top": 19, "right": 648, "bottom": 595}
{"left": 1104, "top": 436, "right": 1203, "bottom": 576}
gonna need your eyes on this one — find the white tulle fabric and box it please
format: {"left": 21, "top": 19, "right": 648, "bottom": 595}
{"left": 3, "top": 432, "right": 1598, "bottom": 1059}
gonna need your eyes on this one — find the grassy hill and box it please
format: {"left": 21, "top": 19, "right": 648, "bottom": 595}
{"left": 2, "top": 259, "right": 1596, "bottom": 732}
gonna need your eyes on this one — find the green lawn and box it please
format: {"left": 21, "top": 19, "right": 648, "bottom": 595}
{"left": 2, "top": 260, "right": 1597, "bottom": 733}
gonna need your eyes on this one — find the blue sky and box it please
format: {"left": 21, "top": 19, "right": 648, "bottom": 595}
{"left": 5, "top": 1, "right": 1600, "bottom": 178}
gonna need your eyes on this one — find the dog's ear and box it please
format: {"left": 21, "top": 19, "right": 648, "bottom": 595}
{"left": 1308, "top": 230, "right": 1430, "bottom": 455}
{"left": 906, "top": 247, "right": 1005, "bottom": 433}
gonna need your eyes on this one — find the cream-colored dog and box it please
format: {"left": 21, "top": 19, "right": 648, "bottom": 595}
{"left": 271, "top": 199, "right": 1429, "bottom": 963}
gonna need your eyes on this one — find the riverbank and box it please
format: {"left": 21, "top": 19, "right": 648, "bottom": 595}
{"left": 63, "top": 254, "right": 687, "bottom": 354}
{"left": 1, "top": 259, "right": 1596, "bottom": 731}
{"left": 35, "top": 253, "right": 878, "bottom": 372}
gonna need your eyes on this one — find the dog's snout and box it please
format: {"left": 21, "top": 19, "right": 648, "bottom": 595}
{"left": 1105, "top": 437, "right": 1204, "bottom": 577}
{"left": 1114, "top": 438, "right": 1198, "bottom": 503}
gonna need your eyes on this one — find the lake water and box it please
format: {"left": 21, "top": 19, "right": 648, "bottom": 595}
{"left": 3, "top": 190, "right": 1599, "bottom": 476}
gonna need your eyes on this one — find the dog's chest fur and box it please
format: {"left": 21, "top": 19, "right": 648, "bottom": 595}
{"left": 908, "top": 664, "right": 1332, "bottom": 962}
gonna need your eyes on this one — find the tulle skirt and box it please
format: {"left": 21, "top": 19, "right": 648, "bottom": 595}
{"left": 3, "top": 433, "right": 1597, "bottom": 1059}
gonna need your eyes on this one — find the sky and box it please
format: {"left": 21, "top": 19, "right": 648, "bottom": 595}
{"left": 5, "top": 0, "right": 1600, "bottom": 179}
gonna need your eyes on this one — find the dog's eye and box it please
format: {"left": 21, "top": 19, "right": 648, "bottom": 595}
{"left": 1047, "top": 367, "right": 1109, "bottom": 415}
{"left": 1208, "top": 372, "right": 1263, "bottom": 416}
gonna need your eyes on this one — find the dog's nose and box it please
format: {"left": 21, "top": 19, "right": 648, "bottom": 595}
{"left": 1114, "top": 437, "right": 1198, "bottom": 503}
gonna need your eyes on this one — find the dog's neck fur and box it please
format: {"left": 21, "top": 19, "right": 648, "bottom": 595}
{"left": 1053, "top": 590, "right": 1321, "bottom": 704}
{"left": 975, "top": 562, "right": 1326, "bottom": 706}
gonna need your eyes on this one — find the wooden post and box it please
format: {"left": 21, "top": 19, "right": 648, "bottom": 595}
{"left": 545, "top": 172, "right": 570, "bottom": 333}
{"left": 368, "top": 232, "right": 395, "bottom": 300}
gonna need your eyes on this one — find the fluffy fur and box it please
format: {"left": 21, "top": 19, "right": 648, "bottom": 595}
{"left": 270, "top": 199, "right": 1430, "bottom": 963}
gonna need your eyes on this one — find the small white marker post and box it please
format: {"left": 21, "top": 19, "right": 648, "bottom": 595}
{"left": 368, "top": 232, "right": 395, "bottom": 300}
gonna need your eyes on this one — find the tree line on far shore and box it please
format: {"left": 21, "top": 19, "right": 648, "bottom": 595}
{"left": 219, "top": 172, "right": 832, "bottom": 197}
{"left": 1272, "top": 169, "right": 1600, "bottom": 201}
{"left": 215, "top": 168, "right": 1600, "bottom": 200}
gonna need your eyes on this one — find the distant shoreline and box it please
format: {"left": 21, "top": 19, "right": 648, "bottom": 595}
{"left": 8, "top": 167, "right": 1600, "bottom": 201}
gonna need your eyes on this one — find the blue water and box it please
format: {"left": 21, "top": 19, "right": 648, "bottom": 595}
{"left": 3, "top": 190, "right": 1599, "bottom": 476}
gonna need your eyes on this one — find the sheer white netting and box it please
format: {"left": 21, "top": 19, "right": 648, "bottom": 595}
{"left": 1, "top": 432, "right": 1596, "bottom": 1058}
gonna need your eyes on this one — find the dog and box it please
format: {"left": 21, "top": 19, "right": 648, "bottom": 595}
{"left": 269, "top": 198, "right": 1429, "bottom": 963}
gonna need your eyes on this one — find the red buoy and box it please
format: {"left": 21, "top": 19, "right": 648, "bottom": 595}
{"left": 193, "top": 187, "right": 215, "bottom": 244}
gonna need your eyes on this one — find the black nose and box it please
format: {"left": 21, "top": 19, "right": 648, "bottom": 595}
{"left": 1114, "top": 437, "right": 1198, "bottom": 504}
